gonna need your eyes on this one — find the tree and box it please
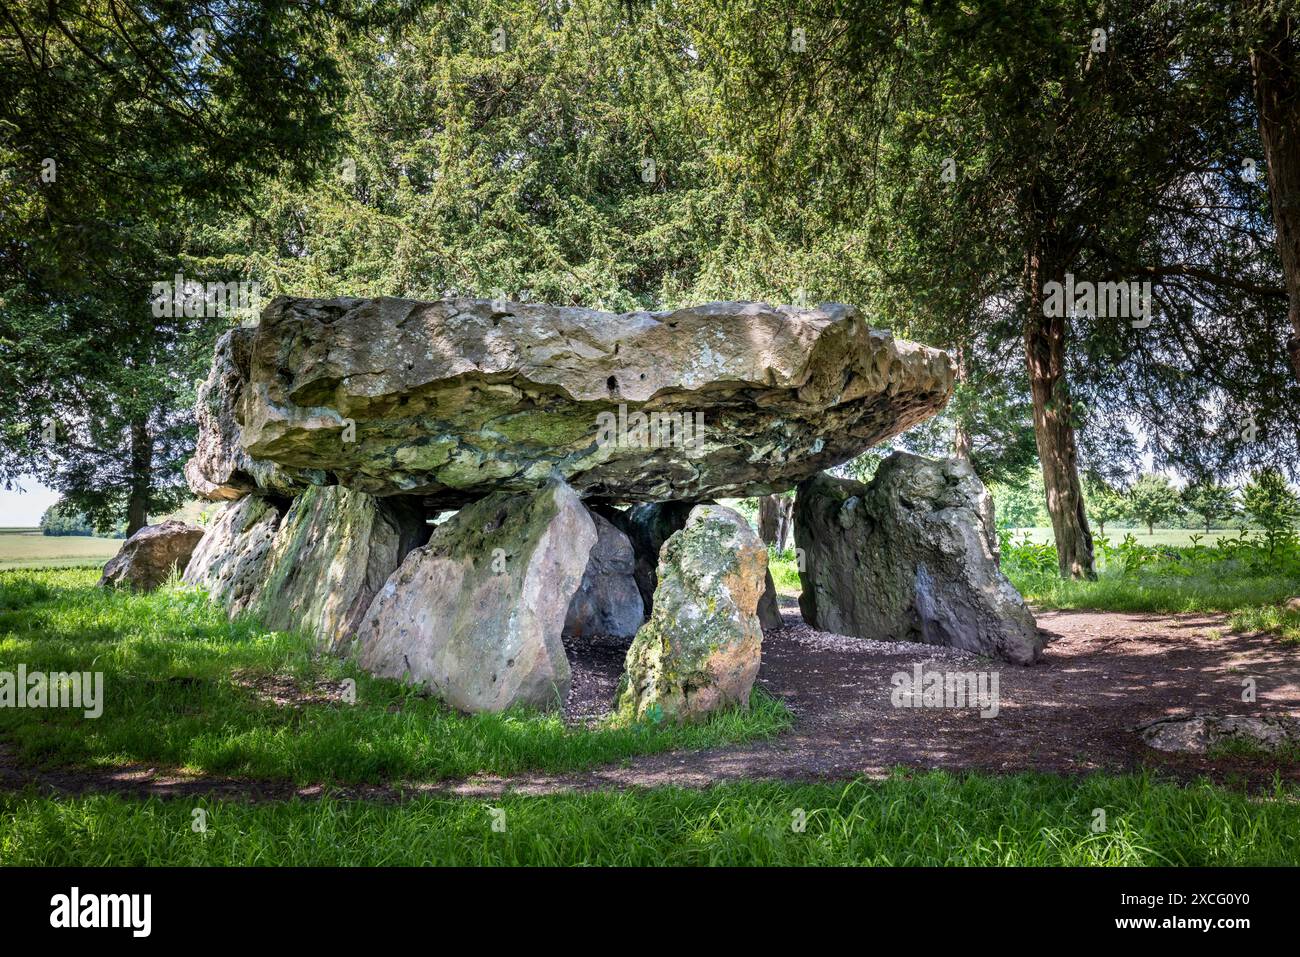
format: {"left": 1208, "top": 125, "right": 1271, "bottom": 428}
{"left": 1085, "top": 478, "right": 1129, "bottom": 538}
{"left": 990, "top": 469, "right": 1048, "bottom": 531}
{"left": 39, "top": 500, "right": 93, "bottom": 537}
{"left": 757, "top": 493, "right": 794, "bottom": 552}
{"left": 1246, "top": 0, "right": 1300, "bottom": 382}
{"left": 1129, "top": 474, "right": 1184, "bottom": 535}
{"left": 685, "top": 0, "right": 1299, "bottom": 581}
{"left": 0, "top": 0, "right": 419, "bottom": 532}
{"left": 1182, "top": 480, "right": 1238, "bottom": 534}
{"left": 1242, "top": 467, "right": 1300, "bottom": 558}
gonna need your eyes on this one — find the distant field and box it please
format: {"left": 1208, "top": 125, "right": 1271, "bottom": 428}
{"left": 1008, "top": 527, "right": 1238, "bottom": 548}
{"left": 0, "top": 529, "right": 121, "bottom": 570}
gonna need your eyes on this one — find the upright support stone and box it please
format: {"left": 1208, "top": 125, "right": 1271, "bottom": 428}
{"left": 356, "top": 479, "right": 597, "bottom": 713}
{"left": 795, "top": 453, "right": 1043, "bottom": 664}
{"left": 616, "top": 505, "right": 766, "bottom": 723}
{"left": 564, "top": 508, "right": 645, "bottom": 639}
{"left": 253, "top": 485, "right": 428, "bottom": 652}
{"left": 183, "top": 494, "right": 283, "bottom": 616}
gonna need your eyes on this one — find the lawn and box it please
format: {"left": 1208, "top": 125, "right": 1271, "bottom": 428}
{"left": 0, "top": 568, "right": 791, "bottom": 784}
{"left": 3, "top": 771, "right": 1296, "bottom": 866}
{"left": 0, "top": 529, "right": 121, "bottom": 571}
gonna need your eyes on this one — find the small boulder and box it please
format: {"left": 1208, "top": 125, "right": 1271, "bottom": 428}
{"left": 357, "top": 479, "right": 597, "bottom": 713}
{"left": 564, "top": 508, "right": 644, "bottom": 639}
{"left": 100, "top": 521, "right": 205, "bottom": 592}
{"left": 795, "top": 453, "right": 1042, "bottom": 664}
{"left": 1138, "top": 712, "right": 1300, "bottom": 753}
{"left": 616, "top": 504, "right": 766, "bottom": 723}
{"left": 183, "top": 494, "right": 283, "bottom": 615}
{"left": 1284, "top": 597, "right": 1300, "bottom": 614}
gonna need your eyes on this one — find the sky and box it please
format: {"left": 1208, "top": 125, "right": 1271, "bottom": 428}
{"left": 0, "top": 476, "right": 60, "bottom": 527}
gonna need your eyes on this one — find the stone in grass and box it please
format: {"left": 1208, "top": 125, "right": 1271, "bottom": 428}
{"left": 616, "top": 504, "right": 766, "bottom": 724}
{"left": 100, "top": 521, "right": 205, "bottom": 592}
{"left": 1138, "top": 712, "right": 1300, "bottom": 753}
{"left": 356, "top": 478, "right": 597, "bottom": 713}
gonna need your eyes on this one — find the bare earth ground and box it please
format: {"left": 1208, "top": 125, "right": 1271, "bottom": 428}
{"left": 3, "top": 601, "right": 1299, "bottom": 802}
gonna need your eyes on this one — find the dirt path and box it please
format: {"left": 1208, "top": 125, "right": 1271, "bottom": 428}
{"left": 3, "top": 605, "right": 1298, "bottom": 802}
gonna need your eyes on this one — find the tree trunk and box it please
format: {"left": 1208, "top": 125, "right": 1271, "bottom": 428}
{"left": 953, "top": 338, "right": 973, "bottom": 461}
{"left": 1251, "top": 5, "right": 1300, "bottom": 382}
{"left": 125, "top": 417, "right": 152, "bottom": 536}
{"left": 757, "top": 495, "right": 780, "bottom": 547}
{"left": 1024, "top": 252, "right": 1097, "bottom": 580}
{"left": 757, "top": 494, "right": 794, "bottom": 552}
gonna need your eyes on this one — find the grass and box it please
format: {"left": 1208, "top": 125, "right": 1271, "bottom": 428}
{"left": 0, "top": 568, "right": 791, "bottom": 785}
{"left": 0, "top": 529, "right": 121, "bottom": 571}
{"left": 2, "top": 770, "right": 1296, "bottom": 866}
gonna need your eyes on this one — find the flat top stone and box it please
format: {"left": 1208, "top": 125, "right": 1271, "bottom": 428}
{"left": 236, "top": 297, "right": 954, "bottom": 506}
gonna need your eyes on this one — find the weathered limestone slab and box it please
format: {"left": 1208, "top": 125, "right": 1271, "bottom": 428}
{"left": 795, "top": 454, "right": 1042, "bottom": 664}
{"left": 183, "top": 494, "right": 283, "bottom": 616}
{"left": 1139, "top": 712, "right": 1300, "bottom": 753}
{"left": 238, "top": 297, "right": 954, "bottom": 507}
{"left": 356, "top": 479, "right": 597, "bottom": 713}
{"left": 185, "top": 326, "right": 324, "bottom": 500}
{"left": 564, "top": 509, "right": 644, "bottom": 639}
{"left": 616, "top": 505, "right": 766, "bottom": 723}
{"left": 252, "top": 485, "right": 427, "bottom": 652}
{"left": 100, "top": 521, "right": 204, "bottom": 592}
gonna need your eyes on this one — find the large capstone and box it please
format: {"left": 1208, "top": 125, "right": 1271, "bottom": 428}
{"left": 100, "top": 521, "right": 205, "bottom": 592}
{"left": 356, "top": 479, "right": 597, "bottom": 713}
{"left": 564, "top": 508, "right": 644, "bottom": 639}
{"left": 183, "top": 494, "right": 283, "bottom": 616}
{"left": 185, "top": 326, "right": 324, "bottom": 500}
{"left": 252, "top": 485, "right": 428, "bottom": 652}
{"left": 238, "top": 297, "right": 954, "bottom": 507}
{"left": 795, "top": 454, "right": 1043, "bottom": 664}
{"left": 616, "top": 504, "right": 766, "bottom": 723}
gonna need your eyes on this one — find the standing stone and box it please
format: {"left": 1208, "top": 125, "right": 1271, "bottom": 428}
{"left": 183, "top": 495, "right": 283, "bottom": 616}
{"left": 616, "top": 505, "right": 766, "bottom": 723}
{"left": 757, "top": 569, "right": 784, "bottom": 632}
{"left": 253, "top": 485, "right": 428, "bottom": 652}
{"left": 612, "top": 501, "right": 694, "bottom": 613}
{"left": 795, "top": 453, "right": 1043, "bottom": 664}
{"left": 356, "top": 479, "right": 597, "bottom": 713}
{"left": 100, "top": 521, "right": 205, "bottom": 592}
{"left": 564, "top": 509, "right": 645, "bottom": 639}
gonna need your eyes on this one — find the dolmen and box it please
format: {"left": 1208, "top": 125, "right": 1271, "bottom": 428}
{"left": 140, "top": 295, "right": 1040, "bottom": 721}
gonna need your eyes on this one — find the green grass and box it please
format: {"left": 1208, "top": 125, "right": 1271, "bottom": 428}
{"left": 0, "top": 569, "right": 791, "bottom": 785}
{"left": 0, "top": 529, "right": 121, "bottom": 570}
{"left": 2, "top": 770, "right": 1296, "bottom": 866}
